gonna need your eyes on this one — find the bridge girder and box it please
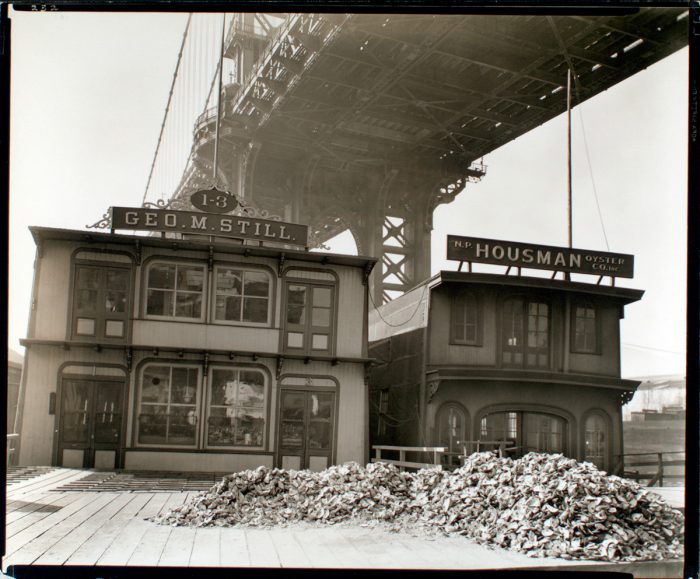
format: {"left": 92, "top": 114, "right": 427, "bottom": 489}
{"left": 178, "top": 9, "right": 688, "bottom": 302}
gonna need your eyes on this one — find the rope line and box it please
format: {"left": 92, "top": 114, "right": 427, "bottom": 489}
{"left": 142, "top": 14, "right": 192, "bottom": 206}
{"left": 368, "top": 282, "right": 429, "bottom": 328}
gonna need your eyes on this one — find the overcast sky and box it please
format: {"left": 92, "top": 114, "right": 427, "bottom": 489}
{"left": 8, "top": 9, "right": 688, "bottom": 378}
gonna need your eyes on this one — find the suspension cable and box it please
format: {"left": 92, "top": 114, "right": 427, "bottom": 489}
{"left": 142, "top": 14, "right": 193, "bottom": 206}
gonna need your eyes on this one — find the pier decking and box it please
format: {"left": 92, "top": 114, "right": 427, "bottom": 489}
{"left": 3, "top": 468, "right": 684, "bottom": 577}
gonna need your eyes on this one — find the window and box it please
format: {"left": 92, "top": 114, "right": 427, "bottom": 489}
{"left": 72, "top": 264, "right": 130, "bottom": 340}
{"left": 207, "top": 368, "right": 266, "bottom": 448}
{"left": 573, "top": 304, "right": 598, "bottom": 353}
{"left": 584, "top": 413, "right": 608, "bottom": 470}
{"left": 137, "top": 365, "right": 199, "bottom": 447}
{"left": 146, "top": 262, "right": 205, "bottom": 320}
{"left": 479, "top": 411, "right": 567, "bottom": 456}
{"left": 502, "top": 297, "right": 550, "bottom": 368}
{"left": 284, "top": 282, "right": 335, "bottom": 354}
{"left": 213, "top": 267, "right": 271, "bottom": 325}
{"left": 451, "top": 292, "right": 479, "bottom": 345}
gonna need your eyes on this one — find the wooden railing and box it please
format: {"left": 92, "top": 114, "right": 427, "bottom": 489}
{"left": 371, "top": 445, "right": 446, "bottom": 471}
{"left": 614, "top": 451, "right": 685, "bottom": 487}
{"left": 456, "top": 440, "right": 519, "bottom": 458}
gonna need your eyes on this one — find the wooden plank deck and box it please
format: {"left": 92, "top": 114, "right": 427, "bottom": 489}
{"left": 3, "top": 468, "right": 684, "bottom": 577}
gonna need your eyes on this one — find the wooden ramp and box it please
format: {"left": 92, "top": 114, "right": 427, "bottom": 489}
{"left": 3, "top": 468, "right": 684, "bottom": 578}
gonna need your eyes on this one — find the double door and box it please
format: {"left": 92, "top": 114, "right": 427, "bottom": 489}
{"left": 58, "top": 379, "right": 124, "bottom": 469}
{"left": 278, "top": 389, "right": 335, "bottom": 471}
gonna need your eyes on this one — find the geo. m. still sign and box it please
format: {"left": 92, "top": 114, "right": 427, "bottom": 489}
{"left": 447, "top": 235, "right": 634, "bottom": 278}
{"left": 111, "top": 207, "right": 309, "bottom": 249}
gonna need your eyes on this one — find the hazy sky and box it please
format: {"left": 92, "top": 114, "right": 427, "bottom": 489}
{"left": 8, "top": 9, "right": 688, "bottom": 378}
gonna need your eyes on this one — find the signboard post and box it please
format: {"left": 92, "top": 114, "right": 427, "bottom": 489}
{"left": 446, "top": 235, "right": 634, "bottom": 279}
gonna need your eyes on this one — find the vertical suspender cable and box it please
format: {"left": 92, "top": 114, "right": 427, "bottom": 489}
{"left": 142, "top": 14, "right": 192, "bottom": 206}
{"left": 567, "top": 67, "right": 573, "bottom": 250}
{"left": 213, "top": 13, "right": 227, "bottom": 186}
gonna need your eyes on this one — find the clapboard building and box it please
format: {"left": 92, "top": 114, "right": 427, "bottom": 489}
{"left": 369, "top": 236, "right": 643, "bottom": 473}
{"left": 17, "top": 206, "right": 375, "bottom": 473}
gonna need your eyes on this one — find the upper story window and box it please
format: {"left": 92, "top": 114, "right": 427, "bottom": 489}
{"left": 451, "top": 291, "right": 480, "bottom": 345}
{"left": 213, "top": 266, "right": 271, "bottom": 325}
{"left": 502, "top": 297, "right": 550, "bottom": 369}
{"left": 145, "top": 262, "right": 205, "bottom": 321}
{"left": 72, "top": 264, "right": 131, "bottom": 341}
{"left": 572, "top": 303, "right": 598, "bottom": 354}
{"left": 284, "top": 281, "right": 335, "bottom": 355}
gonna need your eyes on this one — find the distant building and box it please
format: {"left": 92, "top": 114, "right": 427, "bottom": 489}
{"left": 369, "top": 270, "right": 643, "bottom": 472}
{"left": 622, "top": 375, "right": 685, "bottom": 421}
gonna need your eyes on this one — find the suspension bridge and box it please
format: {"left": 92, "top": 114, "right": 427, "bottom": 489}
{"left": 129, "top": 10, "right": 687, "bottom": 302}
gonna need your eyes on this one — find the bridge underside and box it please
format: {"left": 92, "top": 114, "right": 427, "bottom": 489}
{"left": 179, "top": 10, "right": 687, "bottom": 302}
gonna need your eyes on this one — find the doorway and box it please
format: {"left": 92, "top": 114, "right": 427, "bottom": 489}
{"left": 58, "top": 378, "right": 124, "bottom": 469}
{"left": 278, "top": 389, "right": 335, "bottom": 471}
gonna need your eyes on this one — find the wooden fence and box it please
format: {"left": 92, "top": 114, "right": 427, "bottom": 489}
{"left": 371, "top": 445, "right": 446, "bottom": 471}
{"left": 614, "top": 451, "right": 685, "bottom": 487}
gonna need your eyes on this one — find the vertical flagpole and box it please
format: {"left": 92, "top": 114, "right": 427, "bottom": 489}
{"left": 213, "top": 13, "right": 227, "bottom": 188}
{"left": 567, "top": 67, "right": 573, "bottom": 249}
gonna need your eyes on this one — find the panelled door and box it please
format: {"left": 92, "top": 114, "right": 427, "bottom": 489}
{"left": 58, "top": 379, "right": 124, "bottom": 469}
{"left": 278, "top": 389, "right": 335, "bottom": 471}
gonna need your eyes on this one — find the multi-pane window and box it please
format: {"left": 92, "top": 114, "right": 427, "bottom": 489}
{"left": 72, "top": 265, "right": 130, "bottom": 340}
{"left": 146, "top": 263, "right": 205, "bottom": 320}
{"left": 285, "top": 282, "right": 334, "bottom": 354}
{"left": 502, "top": 298, "right": 550, "bottom": 368}
{"left": 573, "top": 304, "right": 598, "bottom": 353}
{"left": 584, "top": 414, "right": 608, "bottom": 470}
{"left": 138, "top": 365, "right": 199, "bottom": 446}
{"left": 451, "top": 292, "right": 479, "bottom": 345}
{"left": 479, "top": 411, "right": 567, "bottom": 456}
{"left": 207, "top": 368, "right": 266, "bottom": 448}
{"left": 214, "top": 267, "right": 271, "bottom": 325}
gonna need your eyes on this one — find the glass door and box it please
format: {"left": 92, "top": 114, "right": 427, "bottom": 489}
{"left": 278, "top": 389, "right": 335, "bottom": 471}
{"left": 59, "top": 379, "right": 123, "bottom": 469}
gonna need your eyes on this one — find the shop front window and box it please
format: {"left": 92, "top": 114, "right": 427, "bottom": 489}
{"left": 145, "top": 262, "right": 205, "bottom": 320}
{"left": 72, "top": 264, "right": 130, "bottom": 340}
{"left": 207, "top": 368, "right": 266, "bottom": 448}
{"left": 137, "top": 365, "right": 199, "bottom": 447}
{"left": 479, "top": 410, "right": 567, "bottom": 456}
{"left": 213, "top": 267, "right": 271, "bottom": 325}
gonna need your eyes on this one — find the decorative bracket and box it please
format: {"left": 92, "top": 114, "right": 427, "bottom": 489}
{"left": 427, "top": 380, "right": 440, "bottom": 403}
{"left": 363, "top": 262, "right": 373, "bottom": 286}
{"left": 203, "top": 352, "right": 210, "bottom": 375}
{"left": 125, "top": 347, "right": 133, "bottom": 372}
{"left": 208, "top": 246, "right": 215, "bottom": 272}
{"left": 278, "top": 253, "right": 286, "bottom": 277}
{"left": 619, "top": 390, "right": 634, "bottom": 405}
{"left": 134, "top": 240, "right": 142, "bottom": 266}
{"left": 276, "top": 356, "right": 285, "bottom": 380}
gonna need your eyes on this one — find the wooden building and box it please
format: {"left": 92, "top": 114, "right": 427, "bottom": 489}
{"left": 17, "top": 225, "right": 375, "bottom": 472}
{"left": 368, "top": 269, "right": 643, "bottom": 473}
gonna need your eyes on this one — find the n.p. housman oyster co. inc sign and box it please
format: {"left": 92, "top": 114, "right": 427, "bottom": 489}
{"left": 447, "top": 235, "right": 634, "bottom": 278}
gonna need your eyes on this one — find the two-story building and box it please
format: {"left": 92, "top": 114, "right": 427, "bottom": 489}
{"left": 369, "top": 263, "right": 643, "bottom": 473}
{"left": 17, "top": 223, "right": 375, "bottom": 473}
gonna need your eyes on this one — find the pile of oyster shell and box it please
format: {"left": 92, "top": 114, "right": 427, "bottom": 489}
{"left": 153, "top": 452, "right": 683, "bottom": 562}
